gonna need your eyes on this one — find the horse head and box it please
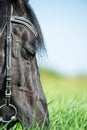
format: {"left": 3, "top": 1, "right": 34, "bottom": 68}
{"left": 0, "top": 0, "right": 49, "bottom": 128}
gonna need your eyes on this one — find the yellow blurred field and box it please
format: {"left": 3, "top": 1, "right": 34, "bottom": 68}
{"left": 40, "top": 69, "right": 87, "bottom": 101}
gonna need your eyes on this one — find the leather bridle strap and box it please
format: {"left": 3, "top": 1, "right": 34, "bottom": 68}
{"left": 0, "top": 0, "right": 17, "bottom": 123}
{"left": 0, "top": 21, "right": 7, "bottom": 37}
{"left": 11, "top": 16, "right": 38, "bottom": 38}
{"left": 5, "top": 0, "right": 12, "bottom": 106}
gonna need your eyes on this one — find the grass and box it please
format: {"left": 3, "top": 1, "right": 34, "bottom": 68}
{"left": 49, "top": 96, "right": 87, "bottom": 130}
{"left": 0, "top": 69, "right": 87, "bottom": 130}
{"left": 40, "top": 69, "right": 87, "bottom": 130}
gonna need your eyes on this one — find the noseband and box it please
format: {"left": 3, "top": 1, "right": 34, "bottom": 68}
{"left": 0, "top": 1, "right": 38, "bottom": 123}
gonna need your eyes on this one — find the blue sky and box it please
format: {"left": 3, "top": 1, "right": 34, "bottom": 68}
{"left": 30, "top": 0, "right": 87, "bottom": 76}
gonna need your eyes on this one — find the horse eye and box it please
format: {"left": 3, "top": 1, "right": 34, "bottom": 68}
{"left": 21, "top": 47, "right": 36, "bottom": 60}
{"left": 25, "top": 47, "right": 36, "bottom": 57}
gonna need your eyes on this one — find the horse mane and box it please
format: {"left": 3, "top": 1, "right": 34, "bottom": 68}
{"left": 11, "top": 0, "right": 46, "bottom": 53}
{"left": 25, "top": 3, "right": 46, "bottom": 53}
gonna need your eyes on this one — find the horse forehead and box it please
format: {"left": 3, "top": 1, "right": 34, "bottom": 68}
{"left": 12, "top": 24, "right": 35, "bottom": 43}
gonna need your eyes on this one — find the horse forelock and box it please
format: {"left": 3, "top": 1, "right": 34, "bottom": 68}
{"left": 11, "top": 0, "right": 46, "bottom": 54}
{"left": 25, "top": 3, "right": 45, "bottom": 49}
{"left": 0, "top": 0, "right": 46, "bottom": 53}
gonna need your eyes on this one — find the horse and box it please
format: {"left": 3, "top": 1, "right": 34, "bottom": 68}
{"left": 0, "top": 0, "right": 49, "bottom": 129}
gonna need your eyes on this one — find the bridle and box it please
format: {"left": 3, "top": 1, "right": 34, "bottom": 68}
{"left": 0, "top": 1, "right": 38, "bottom": 123}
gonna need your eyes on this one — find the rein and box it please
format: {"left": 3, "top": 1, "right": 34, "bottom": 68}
{"left": 0, "top": 1, "right": 38, "bottom": 123}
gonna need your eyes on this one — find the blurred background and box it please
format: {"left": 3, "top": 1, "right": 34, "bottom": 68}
{"left": 30, "top": 0, "right": 87, "bottom": 77}
{"left": 28, "top": 2, "right": 87, "bottom": 129}
{"left": 29, "top": 0, "right": 87, "bottom": 101}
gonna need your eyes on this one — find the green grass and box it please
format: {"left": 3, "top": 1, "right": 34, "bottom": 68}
{"left": 1, "top": 69, "right": 87, "bottom": 130}
{"left": 40, "top": 69, "right": 87, "bottom": 130}
{"left": 48, "top": 96, "right": 87, "bottom": 130}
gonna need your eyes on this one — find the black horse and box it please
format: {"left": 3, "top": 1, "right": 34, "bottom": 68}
{"left": 0, "top": 0, "right": 49, "bottom": 129}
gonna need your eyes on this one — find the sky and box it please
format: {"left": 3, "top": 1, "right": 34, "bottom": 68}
{"left": 29, "top": 0, "right": 87, "bottom": 76}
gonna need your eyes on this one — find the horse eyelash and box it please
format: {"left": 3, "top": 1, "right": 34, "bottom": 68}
{"left": 21, "top": 47, "right": 36, "bottom": 61}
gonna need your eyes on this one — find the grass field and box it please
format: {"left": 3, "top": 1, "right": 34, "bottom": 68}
{"left": 40, "top": 69, "right": 87, "bottom": 130}
{"left": 0, "top": 69, "right": 87, "bottom": 130}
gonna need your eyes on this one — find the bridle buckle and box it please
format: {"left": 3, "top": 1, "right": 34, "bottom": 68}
{"left": 0, "top": 104, "right": 17, "bottom": 123}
